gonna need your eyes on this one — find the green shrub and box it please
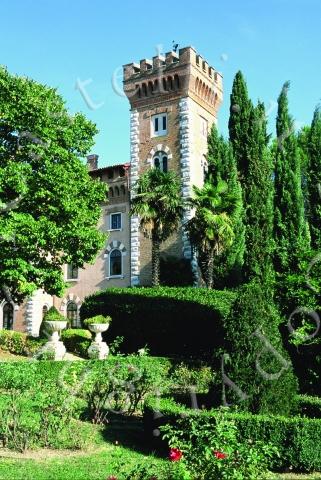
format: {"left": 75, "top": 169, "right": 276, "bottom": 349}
{"left": 0, "top": 330, "right": 29, "bottom": 355}
{"left": 44, "top": 306, "right": 65, "bottom": 322}
{"left": 161, "top": 409, "right": 277, "bottom": 479}
{"left": 144, "top": 396, "right": 321, "bottom": 472}
{"left": 83, "top": 315, "right": 112, "bottom": 326}
{"left": 39, "top": 306, "right": 66, "bottom": 337}
{"left": 82, "top": 356, "right": 172, "bottom": 423}
{"left": 211, "top": 280, "right": 298, "bottom": 415}
{"left": 61, "top": 329, "right": 91, "bottom": 358}
{"left": 80, "top": 287, "right": 236, "bottom": 357}
{"left": 169, "top": 361, "right": 214, "bottom": 394}
{"left": 295, "top": 394, "right": 321, "bottom": 418}
{"left": 0, "top": 381, "right": 85, "bottom": 452}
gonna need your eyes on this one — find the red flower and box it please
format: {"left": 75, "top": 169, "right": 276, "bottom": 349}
{"left": 169, "top": 447, "right": 183, "bottom": 462}
{"left": 213, "top": 450, "right": 227, "bottom": 460}
{"left": 107, "top": 476, "right": 117, "bottom": 480}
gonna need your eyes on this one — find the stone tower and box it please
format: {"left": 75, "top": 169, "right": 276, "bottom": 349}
{"left": 123, "top": 46, "right": 223, "bottom": 286}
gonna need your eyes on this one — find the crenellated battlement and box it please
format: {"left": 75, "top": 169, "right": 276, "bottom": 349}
{"left": 123, "top": 46, "right": 218, "bottom": 82}
{"left": 123, "top": 46, "right": 223, "bottom": 114}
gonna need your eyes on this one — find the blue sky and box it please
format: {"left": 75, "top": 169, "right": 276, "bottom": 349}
{"left": 1, "top": 0, "right": 320, "bottom": 167}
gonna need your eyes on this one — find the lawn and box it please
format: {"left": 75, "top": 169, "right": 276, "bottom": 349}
{"left": 0, "top": 416, "right": 319, "bottom": 480}
{"left": 0, "top": 416, "right": 167, "bottom": 480}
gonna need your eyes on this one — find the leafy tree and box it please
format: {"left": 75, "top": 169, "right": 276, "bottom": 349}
{"left": 228, "top": 71, "right": 253, "bottom": 180}
{"left": 186, "top": 179, "right": 240, "bottom": 289}
{"left": 130, "top": 168, "right": 183, "bottom": 287}
{"left": 0, "top": 66, "right": 106, "bottom": 303}
{"left": 273, "top": 82, "right": 310, "bottom": 312}
{"left": 243, "top": 102, "right": 274, "bottom": 284}
{"left": 206, "top": 125, "right": 245, "bottom": 286}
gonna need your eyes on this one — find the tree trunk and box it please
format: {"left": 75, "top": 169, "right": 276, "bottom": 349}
{"left": 205, "top": 250, "right": 214, "bottom": 289}
{"left": 151, "top": 233, "right": 161, "bottom": 287}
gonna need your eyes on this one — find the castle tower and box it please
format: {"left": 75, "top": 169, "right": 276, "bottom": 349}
{"left": 123, "top": 46, "right": 223, "bottom": 286}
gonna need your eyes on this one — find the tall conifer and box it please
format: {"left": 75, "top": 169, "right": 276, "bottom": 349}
{"left": 228, "top": 71, "right": 253, "bottom": 180}
{"left": 273, "top": 82, "right": 310, "bottom": 312}
{"left": 243, "top": 102, "right": 274, "bottom": 284}
{"left": 206, "top": 125, "right": 244, "bottom": 286}
{"left": 306, "top": 107, "right": 321, "bottom": 249}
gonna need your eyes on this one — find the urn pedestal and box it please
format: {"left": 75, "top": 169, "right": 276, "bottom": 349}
{"left": 87, "top": 323, "right": 109, "bottom": 360}
{"left": 44, "top": 320, "right": 67, "bottom": 360}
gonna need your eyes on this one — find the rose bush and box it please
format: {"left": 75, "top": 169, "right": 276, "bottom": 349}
{"left": 160, "top": 409, "right": 278, "bottom": 480}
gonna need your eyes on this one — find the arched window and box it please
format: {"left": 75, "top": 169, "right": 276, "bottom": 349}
{"left": 110, "top": 249, "right": 122, "bottom": 277}
{"left": 167, "top": 76, "right": 173, "bottom": 90}
{"left": 120, "top": 184, "right": 126, "bottom": 195}
{"left": 109, "top": 187, "right": 114, "bottom": 198}
{"left": 42, "top": 305, "right": 48, "bottom": 320}
{"left": 174, "top": 74, "right": 180, "bottom": 89}
{"left": 142, "top": 83, "right": 147, "bottom": 96}
{"left": 162, "top": 78, "right": 167, "bottom": 91}
{"left": 153, "top": 151, "right": 168, "bottom": 173}
{"left": 148, "top": 81, "right": 153, "bottom": 95}
{"left": 115, "top": 186, "right": 120, "bottom": 196}
{"left": 3, "top": 303, "right": 13, "bottom": 330}
{"left": 67, "top": 301, "right": 78, "bottom": 328}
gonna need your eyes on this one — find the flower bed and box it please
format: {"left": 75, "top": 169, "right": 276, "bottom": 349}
{"left": 144, "top": 396, "right": 321, "bottom": 473}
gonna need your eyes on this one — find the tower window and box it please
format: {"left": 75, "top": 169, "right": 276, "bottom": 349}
{"left": 110, "top": 249, "right": 122, "bottom": 277}
{"left": 153, "top": 151, "right": 168, "bottom": 173}
{"left": 67, "top": 301, "right": 79, "bottom": 328}
{"left": 110, "top": 212, "right": 122, "bottom": 231}
{"left": 151, "top": 113, "right": 167, "bottom": 137}
{"left": 3, "top": 303, "right": 13, "bottom": 330}
{"left": 67, "top": 263, "right": 79, "bottom": 280}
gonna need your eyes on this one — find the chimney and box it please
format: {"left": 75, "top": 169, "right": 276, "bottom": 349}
{"left": 86, "top": 154, "right": 99, "bottom": 171}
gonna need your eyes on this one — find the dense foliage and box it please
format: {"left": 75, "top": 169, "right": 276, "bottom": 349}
{"left": 144, "top": 396, "right": 321, "bottom": 472}
{"left": 243, "top": 102, "right": 274, "bottom": 285}
{"left": 204, "top": 126, "right": 244, "bottom": 287}
{"left": 213, "top": 281, "right": 298, "bottom": 415}
{"left": 273, "top": 81, "right": 311, "bottom": 314}
{"left": 186, "top": 178, "right": 240, "bottom": 288}
{"left": 80, "top": 286, "right": 236, "bottom": 357}
{"left": 0, "top": 67, "right": 106, "bottom": 302}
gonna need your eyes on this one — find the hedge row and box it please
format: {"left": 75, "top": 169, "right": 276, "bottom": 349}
{"left": 80, "top": 287, "right": 237, "bottom": 357}
{"left": 144, "top": 396, "right": 321, "bottom": 472}
{"left": 295, "top": 394, "right": 321, "bottom": 419}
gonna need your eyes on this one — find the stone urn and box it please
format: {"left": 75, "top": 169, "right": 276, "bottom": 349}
{"left": 44, "top": 320, "right": 67, "bottom": 360}
{"left": 87, "top": 323, "right": 110, "bottom": 360}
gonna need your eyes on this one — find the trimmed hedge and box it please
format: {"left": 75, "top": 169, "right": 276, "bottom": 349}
{"left": 144, "top": 396, "right": 321, "bottom": 472}
{"left": 296, "top": 394, "right": 321, "bottom": 419}
{"left": 61, "top": 329, "right": 91, "bottom": 358}
{"left": 80, "top": 287, "right": 236, "bottom": 357}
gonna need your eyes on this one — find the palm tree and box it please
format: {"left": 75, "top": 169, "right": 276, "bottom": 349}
{"left": 130, "top": 168, "right": 183, "bottom": 286}
{"left": 186, "top": 178, "right": 239, "bottom": 288}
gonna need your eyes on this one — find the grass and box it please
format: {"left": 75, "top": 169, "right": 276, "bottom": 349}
{"left": 0, "top": 416, "right": 319, "bottom": 480}
{"left": 0, "top": 415, "right": 167, "bottom": 480}
{"left": 0, "top": 350, "right": 27, "bottom": 361}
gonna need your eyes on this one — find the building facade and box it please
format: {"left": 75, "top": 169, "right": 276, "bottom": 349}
{"left": 1, "top": 46, "right": 222, "bottom": 336}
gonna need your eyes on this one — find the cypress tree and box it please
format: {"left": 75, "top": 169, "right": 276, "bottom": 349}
{"left": 216, "top": 280, "right": 298, "bottom": 415}
{"left": 228, "top": 71, "right": 253, "bottom": 180}
{"left": 206, "top": 125, "right": 245, "bottom": 286}
{"left": 306, "top": 107, "right": 321, "bottom": 249}
{"left": 273, "top": 82, "right": 310, "bottom": 312}
{"left": 243, "top": 102, "right": 274, "bottom": 284}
